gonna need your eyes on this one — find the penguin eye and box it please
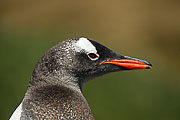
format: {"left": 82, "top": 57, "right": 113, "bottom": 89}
{"left": 88, "top": 53, "right": 99, "bottom": 60}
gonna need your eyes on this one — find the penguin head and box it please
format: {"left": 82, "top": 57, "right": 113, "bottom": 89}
{"left": 31, "top": 37, "right": 152, "bottom": 88}
{"left": 67, "top": 37, "right": 152, "bottom": 82}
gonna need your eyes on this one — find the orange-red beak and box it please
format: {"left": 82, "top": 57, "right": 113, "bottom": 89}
{"left": 99, "top": 59, "right": 152, "bottom": 70}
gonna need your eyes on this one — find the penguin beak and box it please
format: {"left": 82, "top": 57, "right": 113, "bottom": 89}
{"left": 99, "top": 56, "right": 152, "bottom": 70}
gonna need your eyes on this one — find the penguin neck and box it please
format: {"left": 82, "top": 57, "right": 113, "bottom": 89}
{"left": 25, "top": 69, "right": 84, "bottom": 100}
{"left": 22, "top": 78, "right": 94, "bottom": 120}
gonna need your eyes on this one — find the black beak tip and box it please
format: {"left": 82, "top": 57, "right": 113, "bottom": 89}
{"left": 146, "top": 63, "right": 152, "bottom": 69}
{"left": 146, "top": 66, "right": 152, "bottom": 69}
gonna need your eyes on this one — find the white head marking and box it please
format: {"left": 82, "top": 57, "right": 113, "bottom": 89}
{"left": 76, "top": 37, "right": 97, "bottom": 53}
{"left": 76, "top": 37, "right": 99, "bottom": 61}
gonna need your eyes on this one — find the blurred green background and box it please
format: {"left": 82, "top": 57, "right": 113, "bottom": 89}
{"left": 1, "top": 0, "right": 180, "bottom": 120}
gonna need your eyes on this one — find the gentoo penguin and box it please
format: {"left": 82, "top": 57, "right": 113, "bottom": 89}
{"left": 10, "top": 37, "right": 152, "bottom": 120}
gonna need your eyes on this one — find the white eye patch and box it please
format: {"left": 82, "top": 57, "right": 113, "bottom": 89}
{"left": 76, "top": 37, "right": 99, "bottom": 60}
{"left": 77, "top": 37, "right": 97, "bottom": 53}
